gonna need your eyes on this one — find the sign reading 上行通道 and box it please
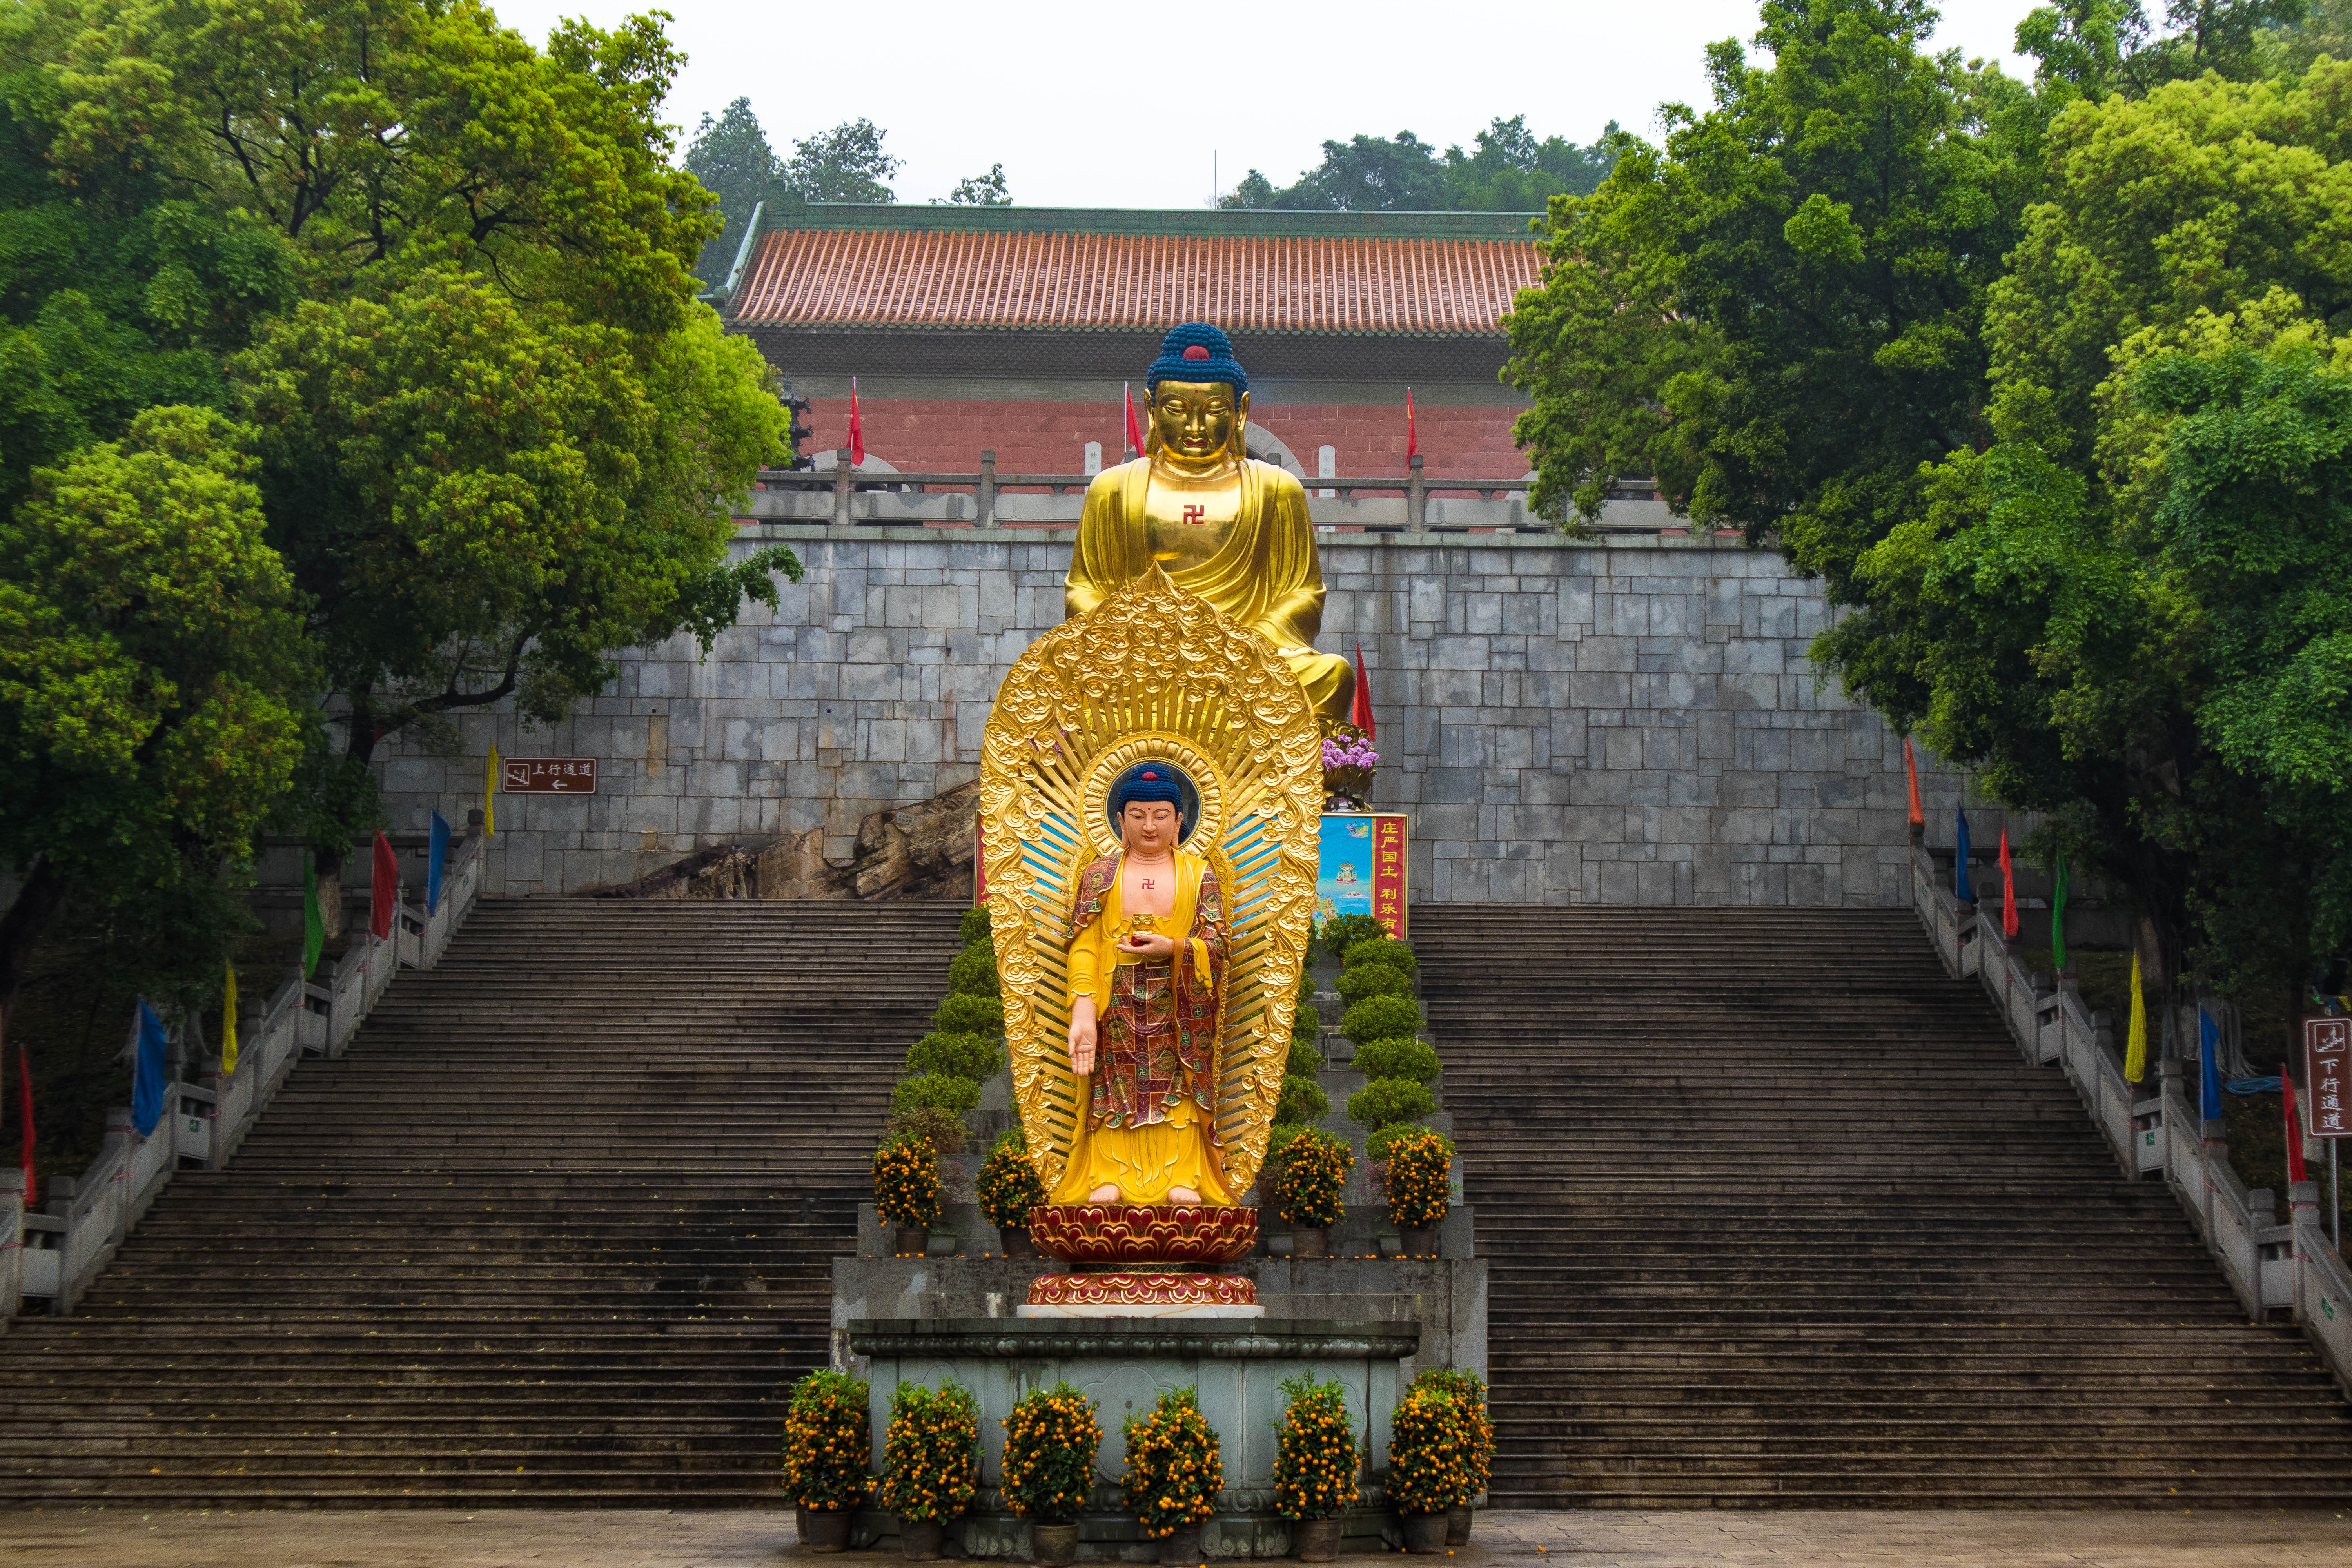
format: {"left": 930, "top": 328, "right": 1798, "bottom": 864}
{"left": 2305, "top": 1017, "right": 2351, "bottom": 1139}
{"left": 1316, "top": 812, "right": 1409, "bottom": 940}
{"left": 501, "top": 757, "right": 598, "bottom": 794}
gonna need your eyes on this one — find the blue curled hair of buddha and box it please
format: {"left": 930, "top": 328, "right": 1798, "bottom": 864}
{"left": 1113, "top": 767, "right": 1185, "bottom": 814}
{"left": 1145, "top": 322, "right": 1248, "bottom": 396}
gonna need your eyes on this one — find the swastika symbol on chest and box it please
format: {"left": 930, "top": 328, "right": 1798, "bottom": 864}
{"left": 1181, "top": 504, "right": 1205, "bottom": 524}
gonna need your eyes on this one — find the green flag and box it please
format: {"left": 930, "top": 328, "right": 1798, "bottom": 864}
{"left": 301, "top": 852, "right": 324, "bottom": 979}
{"left": 2050, "top": 849, "right": 2070, "bottom": 972}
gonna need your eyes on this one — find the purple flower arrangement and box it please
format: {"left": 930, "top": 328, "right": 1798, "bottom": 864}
{"left": 1321, "top": 735, "right": 1378, "bottom": 771}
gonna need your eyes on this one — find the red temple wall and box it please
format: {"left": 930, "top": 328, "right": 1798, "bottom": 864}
{"left": 800, "top": 397, "right": 1528, "bottom": 480}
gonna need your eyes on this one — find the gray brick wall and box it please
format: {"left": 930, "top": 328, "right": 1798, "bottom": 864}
{"left": 373, "top": 525, "right": 1989, "bottom": 903}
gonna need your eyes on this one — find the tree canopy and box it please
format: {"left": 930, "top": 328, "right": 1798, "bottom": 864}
{"left": 1504, "top": 0, "right": 2352, "bottom": 1016}
{"left": 1220, "top": 115, "right": 1617, "bottom": 211}
{"left": 0, "top": 0, "right": 800, "bottom": 1024}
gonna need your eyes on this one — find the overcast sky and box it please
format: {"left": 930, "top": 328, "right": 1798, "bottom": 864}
{"left": 493, "top": 0, "right": 2045, "bottom": 209}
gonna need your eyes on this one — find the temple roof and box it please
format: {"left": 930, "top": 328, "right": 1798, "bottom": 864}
{"left": 725, "top": 205, "right": 1544, "bottom": 337}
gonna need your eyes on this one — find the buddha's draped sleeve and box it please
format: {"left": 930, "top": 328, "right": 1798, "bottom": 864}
{"left": 1064, "top": 853, "right": 1121, "bottom": 1005}
{"left": 1065, "top": 466, "right": 1144, "bottom": 621}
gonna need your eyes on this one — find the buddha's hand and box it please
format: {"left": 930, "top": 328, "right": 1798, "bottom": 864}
{"left": 1067, "top": 1000, "right": 1098, "bottom": 1076}
{"left": 1116, "top": 932, "right": 1179, "bottom": 960}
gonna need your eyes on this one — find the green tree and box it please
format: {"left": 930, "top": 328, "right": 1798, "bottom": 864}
{"left": 782, "top": 117, "right": 900, "bottom": 203}
{"left": 0, "top": 407, "right": 314, "bottom": 1017}
{"left": 685, "top": 95, "right": 780, "bottom": 289}
{"left": 2018, "top": 0, "right": 2307, "bottom": 102}
{"left": 944, "top": 162, "right": 1009, "bottom": 205}
{"left": 233, "top": 270, "right": 798, "bottom": 775}
{"left": 1220, "top": 116, "right": 1615, "bottom": 211}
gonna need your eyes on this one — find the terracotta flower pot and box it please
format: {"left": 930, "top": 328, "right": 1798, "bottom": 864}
{"left": 799, "top": 1508, "right": 851, "bottom": 1554}
{"left": 1157, "top": 1520, "right": 1203, "bottom": 1564}
{"left": 1291, "top": 1227, "right": 1330, "bottom": 1259}
{"left": 1294, "top": 1517, "right": 1342, "bottom": 1561}
{"left": 894, "top": 1226, "right": 927, "bottom": 1256}
{"left": 900, "top": 1516, "right": 945, "bottom": 1561}
{"left": 1401, "top": 1226, "right": 1439, "bottom": 1258}
{"left": 1402, "top": 1511, "right": 1449, "bottom": 1555}
{"left": 1445, "top": 1506, "right": 1474, "bottom": 1546}
{"left": 1000, "top": 1225, "right": 1036, "bottom": 1258}
{"left": 1031, "top": 1522, "right": 1079, "bottom": 1565}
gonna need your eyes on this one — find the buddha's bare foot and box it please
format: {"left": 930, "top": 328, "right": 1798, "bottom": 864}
{"left": 1088, "top": 1184, "right": 1120, "bottom": 1203}
{"left": 1167, "top": 1186, "right": 1201, "bottom": 1204}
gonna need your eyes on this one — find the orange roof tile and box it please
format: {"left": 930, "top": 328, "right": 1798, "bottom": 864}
{"left": 729, "top": 229, "right": 1538, "bottom": 336}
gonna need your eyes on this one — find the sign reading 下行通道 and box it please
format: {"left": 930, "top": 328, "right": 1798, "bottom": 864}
{"left": 2305, "top": 1017, "right": 2351, "bottom": 1139}
{"left": 1316, "top": 812, "right": 1409, "bottom": 940}
{"left": 501, "top": 757, "right": 598, "bottom": 794}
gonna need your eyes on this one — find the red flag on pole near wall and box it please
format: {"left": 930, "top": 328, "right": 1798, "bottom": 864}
{"left": 370, "top": 830, "right": 398, "bottom": 940}
{"left": 1902, "top": 736, "right": 1925, "bottom": 826}
{"left": 1405, "top": 388, "right": 1418, "bottom": 464}
{"left": 848, "top": 377, "right": 865, "bottom": 467}
{"left": 15, "top": 1029, "right": 33, "bottom": 1208}
{"left": 2285, "top": 1067, "right": 2308, "bottom": 1185}
{"left": 1124, "top": 383, "right": 1146, "bottom": 458}
{"left": 1350, "top": 639, "right": 1375, "bottom": 738}
{"left": 1999, "top": 827, "right": 2018, "bottom": 938}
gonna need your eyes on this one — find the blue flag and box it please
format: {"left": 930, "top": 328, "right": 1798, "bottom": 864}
{"left": 427, "top": 809, "right": 450, "bottom": 916}
{"left": 2198, "top": 1008, "right": 2223, "bottom": 1124}
{"left": 132, "top": 999, "right": 168, "bottom": 1137}
{"left": 1955, "top": 809, "right": 1975, "bottom": 902}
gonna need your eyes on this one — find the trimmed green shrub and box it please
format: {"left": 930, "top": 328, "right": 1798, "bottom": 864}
{"left": 889, "top": 1105, "right": 966, "bottom": 1158}
{"left": 1352, "top": 1036, "right": 1439, "bottom": 1084}
{"left": 1341, "top": 994, "right": 1419, "bottom": 1046}
{"left": 891, "top": 1073, "right": 981, "bottom": 1116}
{"left": 1318, "top": 913, "right": 1384, "bottom": 958}
{"left": 1342, "top": 937, "right": 1416, "bottom": 973}
{"left": 1335, "top": 962, "right": 1412, "bottom": 1003}
{"left": 908, "top": 1030, "right": 999, "bottom": 1081}
{"left": 959, "top": 907, "right": 993, "bottom": 945}
{"left": 1292, "top": 998, "right": 1322, "bottom": 1039}
{"left": 948, "top": 941, "right": 999, "bottom": 997}
{"left": 932, "top": 992, "right": 1004, "bottom": 1036}
{"left": 1366, "top": 1121, "right": 1453, "bottom": 1167}
{"left": 1287, "top": 1036, "right": 1323, "bottom": 1077}
{"left": 1278, "top": 1074, "right": 1330, "bottom": 1126}
{"left": 1347, "top": 1076, "right": 1435, "bottom": 1130}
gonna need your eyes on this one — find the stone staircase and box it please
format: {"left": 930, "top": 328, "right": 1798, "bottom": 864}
{"left": 1416, "top": 905, "right": 2352, "bottom": 1509}
{"left": 0, "top": 898, "right": 963, "bottom": 1508}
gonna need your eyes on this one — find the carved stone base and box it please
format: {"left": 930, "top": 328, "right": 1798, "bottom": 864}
{"left": 1027, "top": 1203, "right": 1258, "bottom": 1266}
{"left": 1019, "top": 1271, "right": 1261, "bottom": 1318}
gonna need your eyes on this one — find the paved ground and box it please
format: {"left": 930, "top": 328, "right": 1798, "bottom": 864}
{"left": 3, "top": 1510, "right": 2351, "bottom": 1567}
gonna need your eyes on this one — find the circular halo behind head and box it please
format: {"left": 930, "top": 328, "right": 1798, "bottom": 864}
{"left": 1107, "top": 761, "right": 1201, "bottom": 844}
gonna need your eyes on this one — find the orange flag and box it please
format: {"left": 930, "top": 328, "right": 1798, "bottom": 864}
{"left": 848, "top": 377, "right": 865, "bottom": 467}
{"left": 1902, "top": 736, "right": 1925, "bottom": 826}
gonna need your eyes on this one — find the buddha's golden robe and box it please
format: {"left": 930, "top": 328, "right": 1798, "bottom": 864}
{"left": 1050, "top": 849, "right": 1235, "bottom": 1206}
{"left": 1065, "top": 457, "right": 1355, "bottom": 721}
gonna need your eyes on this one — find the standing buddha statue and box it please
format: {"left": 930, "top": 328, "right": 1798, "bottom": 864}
{"left": 1053, "top": 766, "right": 1234, "bottom": 1207}
{"left": 1063, "top": 323, "right": 1356, "bottom": 722}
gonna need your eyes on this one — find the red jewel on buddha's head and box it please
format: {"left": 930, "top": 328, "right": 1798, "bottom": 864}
{"left": 1141, "top": 770, "right": 1158, "bottom": 779}
{"left": 1182, "top": 344, "right": 1210, "bottom": 361}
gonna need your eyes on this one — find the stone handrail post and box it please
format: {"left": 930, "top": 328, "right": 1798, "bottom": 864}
{"left": 0, "top": 1167, "right": 22, "bottom": 1321}
{"left": 978, "top": 448, "right": 998, "bottom": 528}
{"left": 1407, "top": 454, "right": 1425, "bottom": 530}
{"left": 833, "top": 447, "right": 854, "bottom": 525}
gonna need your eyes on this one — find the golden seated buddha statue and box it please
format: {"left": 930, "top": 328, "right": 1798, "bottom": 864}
{"left": 1063, "top": 323, "right": 1356, "bottom": 723}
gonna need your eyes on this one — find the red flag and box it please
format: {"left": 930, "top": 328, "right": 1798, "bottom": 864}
{"left": 2285, "top": 1066, "right": 2308, "bottom": 1185}
{"left": 1124, "top": 383, "right": 1146, "bottom": 459}
{"left": 1999, "top": 827, "right": 2018, "bottom": 938}
{"left": 15, "top": 1029, "right": 33, "bottom": 1209}
{"left": 1902, "top": 736, "right": 1924, "bottom": 826}
{"left": 1350, "top": 639, "right": 1375, "bottom": 738}
{"left": 847, "top": 377, "right": 865, "bottom": 468}
{"left": 370, "top": 830, "right": 398, "bottom": 940}
{"left": 1405, "top": 387, "right": 1418, "bottom": 465}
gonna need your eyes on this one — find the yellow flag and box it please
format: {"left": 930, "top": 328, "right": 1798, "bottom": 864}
{"left": 485, "top": 743, "right": 499, "bottom": 837}
{"left": 2124, "top": 948, "right": 2147, "bottom": 1083}
{"left": 221, "top": 962, "right": 239, "bottom": 1076}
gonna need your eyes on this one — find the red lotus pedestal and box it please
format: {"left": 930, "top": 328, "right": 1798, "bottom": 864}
{"left": 1020, "top": 1204, "right": 1260, "bottom": 1316}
